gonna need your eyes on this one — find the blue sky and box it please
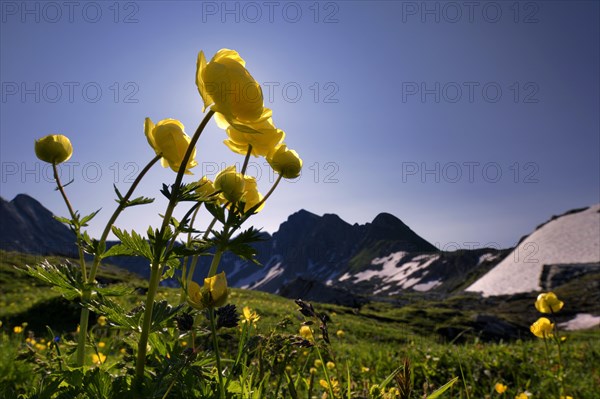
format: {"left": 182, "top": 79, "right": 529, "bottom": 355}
{"left": 1, "top": 1, "right": 598, "bottom": 250}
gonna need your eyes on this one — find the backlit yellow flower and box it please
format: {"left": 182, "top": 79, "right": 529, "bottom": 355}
{"left": 216, "top": 109, "right": 285, "bottom": 157}
{"left": 35, "top": 134, "right": 73, "bottom": 164}
{"left": 13, "top": 326, "right": 23, "bottom": 334}
{"left": 530, "top": 317, "right": 554, "bottom": 339}
{"left": 214, "top": 166, "right": 245, "bottom": 202}
{"left": 267, "top": 144, "right": 302, "bottom": 179}
{"left": 535, "top": 292, "right": 564, "bottom": 314}
{"left": 196, "top": 176, "right": 216, "bottom": 200}
{"left": 92, "top": 352, "right": 106, "bottom": 365}
{"left": 299, "top": 325, "right": 314, "bottom": 341}
{"left": 145, "top": 117, "right": 197, "bottom": 174}
{"left": 495, "top": 383, "right": 508, "bottom": 394}
{"left": 240, "top": 176, "right": 264, "bottom": 213}
{"left": 196, "top": 49, "right": 264, "bottom": 124}
{"left": 188, "top": 272, "right": 228, "bottom": 309}
{"left": 98, "top": 342, "right": 106, "bottom": 348}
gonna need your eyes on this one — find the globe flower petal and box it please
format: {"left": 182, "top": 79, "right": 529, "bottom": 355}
{"left": 145, "top": 117, "right": 197, "bottom": 174}
{"left": 240, "top": 176, "right": 264, "bottom": 213}
{"left": 267, "top": 144, "right": 303, "bottom": 179}
{"left": 205, "top": 272, "right": 228, "bottom": 308}
{"left": 214, "top": 165, "right": 246, "bottom": 202}
{"left": 196, "top": 176, "right": 216, "bottom": 200}
{"left": 222, "top": 111, "right": 286, "bottom": 157}
{"left": 495, "top": 383, "right": 508, "bottom": 394}
{"left": 530, "top": 317, "right": 554, "bottom": 339}
{"left": 299, "top": 325, "right": 313, "bottom": 341}
{"left": 534, "top": 292, "right": 564, "bottom": 314}
{"left": 196, "top": 49, "right": 264, "bottom": 124}
{"left": 35, "top": 134, "right": 73, "bottom": 164}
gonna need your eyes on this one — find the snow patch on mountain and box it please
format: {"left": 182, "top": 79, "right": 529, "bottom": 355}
{"left": 559, "top": 313, "right": 600, "bottom": 331}
{"left": 467, "top": 204, "right": 600, "bottom": 297}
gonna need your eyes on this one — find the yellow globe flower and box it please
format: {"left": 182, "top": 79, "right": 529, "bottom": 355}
{"left": 326, "top": 361, "right": 335, "bottom": 370}
{"left": 241, "top": 176, "right": 264, "bottom": 213}
{"left": 495, "top": 383, "right": 508, "bottom": 394}
{"left": 13, "top": 326, "right": 23, "bottom": 334}
{"left": 534, "top": 292, "right": 564, "bottom": 314}
{"left": 187, "top": 272, "right": 228, "bottom": 309}
{"left": 215, "top": 109, "right": 285, "bottom": 157}
{"left": 530, "top": 317, "right": 554, "bottom": 339}
{"left": 97, "top": 316, "right": 107, "bottom": 327}
{"left": 336, "top": 329, "right": 345, "bottom": 338}
{"left": 267, "top": 144, "right": 302, "bottom": 179}
{"left": 196, "top": 49, "right": 264, "bottom": 124}
{"left": 214, "top": 166, "right": 246, "bottom": 202}
{"left": 196, "top": 176, "right": 216, "bottom": 200}
{"left": 144, "top": 117, "right": 197, "bottom": 174}
{"left": 299, "top": 325, "right": 314, "bottom": 341}
{"left": 35, "top": 134, "right": 73, "bottom": 164}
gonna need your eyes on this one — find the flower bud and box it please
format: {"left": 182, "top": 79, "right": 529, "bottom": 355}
{"left": 214, "top": 166, "right": 245, "bottom": 202}
{"left": 196, "top": 176, "right": 216, "bottom": 200}
{"left": 530, "top": 317, "right": 554, "bottom": 338}
{"left": 145, "top": 117, "right": 197, "bottom": 174}
{"left": 267, "top": 144, "right": 302, "bottom": 179}
{"left": 35, "top": 134, "right": 73, "bottom": 164}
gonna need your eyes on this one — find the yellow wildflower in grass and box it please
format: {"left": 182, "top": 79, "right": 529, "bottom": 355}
{"left": 560, "top": 396, "right": 573, "bottom": 399}
{"left": 319, "top": 378, "right": 339, "bottom": 389}
{"left": 314, "top": 359, "right": 323, "bottom": 368}
{"left": 530, "top": 317, "right": 554, "bottom": 338}
{"left": 240, "top": 176, "right": 264, "bottom": 213}
{"left": 34, "top": 134, "right": 73, "bottom": 164}
{"left": 181, "top": 341, "right": 187, "bottom": 347}
{"left": 326, "top": 361, "right": 335, "bottom": 370}
{"left": 242, "top": 306, "right": 260, "bottom": 325}
{"left": 299, "top": 325, "right": 314, "bottom": 341}
{"left": 535, "top": 292, "right": 564, "bottom": 314}
{"left": 214, "top": 166, "right": 245, "bottom": 202}
{"left": 98, "top": 342, "right": 106, "bottom": 348}
{"left": 361, "top": 366, "right": 370, "bottom": 373}
{"left": 196, "top": 49, "right": 264, "bottom": 124}
{"left": 97, "top": 316, "right": 107, "bottom": 327}
{"left": 215, "top": 109, "right": 285, "bottom": 157}
{"left": 309, "top": 367, "right": 317, "bottom": 375}
{"left": 187, "top": 272, "right": 228, "bottom": 309}
{"left": 144, "top": 117, "right": 197, "bottom": 174}
{"left": 336, "top": 329, "right": 345, "bottom": 338}
{"left": 13, "top": 326, "right": 23, "bottom": 334}
{"left": 495, "top": 383, "right": 508, "bottom": 393}
{"left": 267, "top": 144, "right": 303, "bottom": 179}
{"left": 515, "top": 392, "right": 530, "bottom": 399}
{"left": 92, "top": 352, "right": 106, "bottom": 365}
{"left": 35, "top": 343, "right": 46, "bottom": 351}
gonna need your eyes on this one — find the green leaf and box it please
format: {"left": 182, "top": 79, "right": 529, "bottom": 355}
{"left": 426, "top": 377, "right": 459, "bottom": 399}
{"left": 80, "top": 208, "right": 101, "bottom": 226}
{"left": 54, "top": 215, "right": 72, "bottom": 225}
{"left": 109, "top": 227, "right": 153, "bottom": 260}
{"left": 20, "top": 260, "right": 84, "bottom": 300}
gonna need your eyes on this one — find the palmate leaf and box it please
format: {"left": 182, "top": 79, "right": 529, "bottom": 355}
{"left": 150, "top": 300, "right": 183, "bottom": 332}
{"left": 105, "top": 227, "right": 153, "bottom": 260}
{"left": 89, "top": 298, "right": 141, "bottom": 331}
{"left": 79, "top": 208, "right": 101, "bottom": 227}
{"left": 21, "top": 260, "right": 84, "bottom": 300}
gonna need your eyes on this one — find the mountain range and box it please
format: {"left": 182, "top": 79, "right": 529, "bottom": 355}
{"left": 1, "top": 194, "right": 599, "bottom": 329}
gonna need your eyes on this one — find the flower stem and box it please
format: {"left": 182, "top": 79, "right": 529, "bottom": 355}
{"left": 135, "top": 110, "right": 214, "bottom": 388}
{"left": 209, "top": 307, "right": 226, "bottom": 399}
{"left": 135, "top": 262, "right": 161, "bottom": 383}
{"left": 207, "top": 249, "right": 223, "bottom": 278}
{"left": 52, "top": 163, "right": 87, "bottom": 282}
